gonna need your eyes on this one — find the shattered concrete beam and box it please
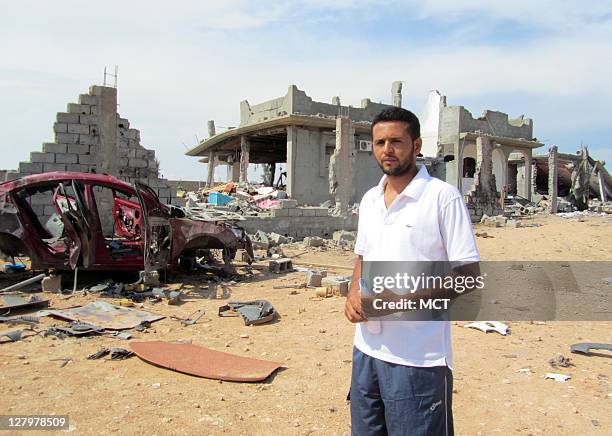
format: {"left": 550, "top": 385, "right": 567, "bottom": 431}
{"left": 206, "top": 151, "right": 215, "bottom": 187}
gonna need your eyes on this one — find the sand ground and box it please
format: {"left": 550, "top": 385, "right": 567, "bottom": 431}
{"left": 0, "top": 214, "right": 610, "bottom": 435}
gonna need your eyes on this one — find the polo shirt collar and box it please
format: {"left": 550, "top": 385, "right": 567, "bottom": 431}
{"left": 376, "top": 165, "right": 431, "bottom": 201}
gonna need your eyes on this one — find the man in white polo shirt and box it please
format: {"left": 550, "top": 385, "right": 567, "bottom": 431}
{"left": 345, "top": 107, "right": 480, "bottom": 435}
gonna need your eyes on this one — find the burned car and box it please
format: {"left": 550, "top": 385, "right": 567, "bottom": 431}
{"left": 0, "top": 172, "right": 253, "bottom": 272}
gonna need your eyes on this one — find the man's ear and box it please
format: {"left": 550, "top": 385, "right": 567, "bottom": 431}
{"left": 413, "top": 137, "right": 423, "bottom": 155}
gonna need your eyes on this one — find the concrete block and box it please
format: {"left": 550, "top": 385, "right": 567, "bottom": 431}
{"left": 158, "top": 188, "right": 171, "bottom": 198}
{"left": 271, "top": 208, "right": 289, "bottom": 217}
{"left": 66, "top": 164, "right": 90, "bottom": 172}
{"left": 19, "top": 162, "right": 43, "bottom": 174}
{"left": 125, "top": 129, "right": 140, "bottom": 140}
{"left": 67, "top": 144, "right": 89, "bottom": 155}
{"left": 135, "top": 148, "right": 149, "bottom": 159}
{"left": 43, "top": 142, "right": 67, "bottom": 154}
{"left": 29, "top": 192, "right": 52, "bottom": 205}
{"left": 78, "top": 154, "right": 95, "bottom": 165}
{"left": 55, "top": 133, "right": 79, "bottom": 144}
{"left": 333, "top": 230, "right": 356, "bottom": 242}
{"left": 305, "top": 270, "right": 325, "bottom": 287}
{"left": 30, "top": 152, "right": 55, "bottom": 163}
{"left": 78, "top": 135, "right": 98, "bottom": 146}
{"left": 288, "top": 208, "right": 302, "bottom": 217}
{"left": 67, "top": 124, "right": 89, "bottom": 135}
{"left": 4, "top": 171, "right": 23, "bottom": 181}
{"left": 301, "top": 208, "right": 316, "bottom": 217}
{"left": 78, "top": 94, "right": 98, "bottom": 105}
{"left": 313, "top": 207, "right": 329, "bottom": 216}
{"left": 129, "top": 158, "right": 148, "bottom": 168}
{"left": 303, "top": 236, "right": 326, "bottom": 247}
{"left": 89, "top": 145, "right": 99, "bottom": 155}
{"left": 117, "top": 118, "right": 129, "bottom": 129}
{"left": 128, "top": 149, "right": 137, "bottom": 158}
{"left": 79, "top": 114, "right": 98, "bottom": 125}
{"left": 55, "top": 153, "right": 78, "bottom": 164}
{"left": 67, "top": 103, "right": 90, "bottom": 115}
{"left": 322, "top": 276, "right": 350, "bottom": 296}
{"left": 277, "top": 199, "right": 298, "bottom": 209}
{"left": 43, "top": 163, "right": 66, "bottom": 172}
{"left": 90, "top": 105, "right": 100, "bottom": 115}
{"left": 42, "top": 274, "right": 62, "bottom": 293}
{"left": 118, "top": 157, "right": 129, "bottom": 167}
{"left": 53, "top": 123, "right": 67, "bottom": 133}
{"left": 56, "top": 112, "right": 80, "bottom": 124}
{"left": 268, "top": 258, "right": 293, "bottom": 274}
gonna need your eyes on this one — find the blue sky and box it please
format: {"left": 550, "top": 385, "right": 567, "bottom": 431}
{"left": 1, "top": 1, "right": 611, "bottom": 181}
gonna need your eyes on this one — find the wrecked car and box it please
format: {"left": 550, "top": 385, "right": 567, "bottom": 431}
{"left": 0, "top": 172, "right": 253, "bottom": 271}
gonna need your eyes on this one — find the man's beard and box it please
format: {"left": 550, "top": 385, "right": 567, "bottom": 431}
{"left": 378, "top": 158, "right": 413, "bottom": 176}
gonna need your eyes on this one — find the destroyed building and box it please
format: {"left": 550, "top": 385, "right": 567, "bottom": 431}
{"left": 420, "top": 90, "right": 545, "bottom": 220}
{"left": 186, "top": 84, "right": 400, "bottom": 206}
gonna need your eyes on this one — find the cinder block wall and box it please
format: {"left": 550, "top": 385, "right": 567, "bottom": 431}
{"left": 2, "top": 85, "right": 178, "bottom": 206}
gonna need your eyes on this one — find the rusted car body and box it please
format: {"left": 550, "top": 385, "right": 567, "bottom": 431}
{"left": 0, "top": 172, "right": 252, "bottom": 271}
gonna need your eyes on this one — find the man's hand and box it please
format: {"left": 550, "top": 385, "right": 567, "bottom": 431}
{"left": 345, "top": 281, "right": 367, "bottom": 323}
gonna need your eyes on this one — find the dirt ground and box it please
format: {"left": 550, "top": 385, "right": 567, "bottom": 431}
{"left": 0, "top": 214, "right": 610, "bottom": 435}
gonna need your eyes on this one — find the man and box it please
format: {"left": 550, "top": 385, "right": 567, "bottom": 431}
{"left": 345, "top": 107, "right": 480, "bottom": 435}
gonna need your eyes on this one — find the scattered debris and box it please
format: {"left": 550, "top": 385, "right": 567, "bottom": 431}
{"left": 88, "top": 347, "right": 134, "bottom": 360}
{"left": 218, "top": 300, "right": 277, "bottom": 326}
{"left": 129, "top": 341, "right": 285, "bottom": 382}
{"left": 0, "top": 294, "right": 50, "bottom": 312}
{"left": 545, "top": 373, "right": 571, "bottom": 382}
{"left": 45, "top": 322, "right": 104, "bottom": 338}
{"left": 50, "top": 357, "right": 72, "bottom": 367}
{"left": 42, "top": 300, "right": 164, "bottom": 330}
{"left": 0, "top": 315, "right": 40, "bottom": 326}
{"left": 0, "top": 328, "right": 40, "bottom": 343}
{"left": 464, "top": 321, "right": 509, "bottom": 336}
{"left": 570, "top": 342, "right": 612, "bottom": 357}
{"left": 171, "top": 309, "right": 206, "bottom": 326}
{"left": 0, "top": 273, "right": 46, "bottom": 294}
{"left": 549, "top": 355, "right": 574, "bottom": 368}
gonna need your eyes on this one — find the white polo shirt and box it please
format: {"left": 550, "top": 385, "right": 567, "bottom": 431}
{"left": 354, "top": 165, "right": 480, "bottom": 368}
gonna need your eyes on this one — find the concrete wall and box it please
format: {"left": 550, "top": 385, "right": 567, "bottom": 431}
{"left": 2, "top": 85, "right": 178, "bottom": 209}
{"left": 459, "top": 108, "right": 533, "bottom": 140}
{"left": 240, "top": 85, "right": 393, "bottom": 126}
{"left": 240, "top": 207, "right": 357, "bottom": 239}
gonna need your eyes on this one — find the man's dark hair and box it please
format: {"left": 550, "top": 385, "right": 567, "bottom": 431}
{"left": 371, "top": 107, "right": 421, "bottom": 140}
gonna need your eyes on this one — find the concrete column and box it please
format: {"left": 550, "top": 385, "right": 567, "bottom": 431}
{"left": 548, "top": 145, "right": 558, "bottom": 213}
{"left": 206, "top": 151, "right": 215, "bottom": 187}
{"left": 329, "top": 117, "right": 355, "bottom": 213}
{"left": 455, "top": 141, "right": 464, "bottom": 193}
{"left": 207, "top": 120, "right": 216, "bottom": 137}
{"left": 597, "top": 169, "right": 607, "bottom": 202}
{"left": 392, "top": 81, "right": 402, "bottom": 107}
{"left": 524, "top": 151, "right": 532, "bottom": 201}
{"left": 229, "top": 161, "right": 240, "bottom": 182}
{"left": 239, "top": 136, "right": 250, "bottom": 184}
{"left": 286, "top": 126, "right": 297, "bottom": 198}
{"left": 95, "top": 86, "right": 118, "bottom": 174}
{"left": 263, "top": 163, "right": 275, "bottom": 187}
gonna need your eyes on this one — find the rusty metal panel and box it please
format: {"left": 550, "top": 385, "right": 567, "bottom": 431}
{"left": 129, "top": 341, "right": 285, "bottom": 382}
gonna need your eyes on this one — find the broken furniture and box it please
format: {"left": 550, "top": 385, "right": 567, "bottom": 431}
{"left": 129, "top": 341, "right": 284, "bottom": 382}
{"left": 218, "top": 300, "right": 277, "bottom": 326}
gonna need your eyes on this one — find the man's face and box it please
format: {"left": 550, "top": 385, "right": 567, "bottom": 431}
{"left": 372, "top": 121, "right": 422, "bottom": 176}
